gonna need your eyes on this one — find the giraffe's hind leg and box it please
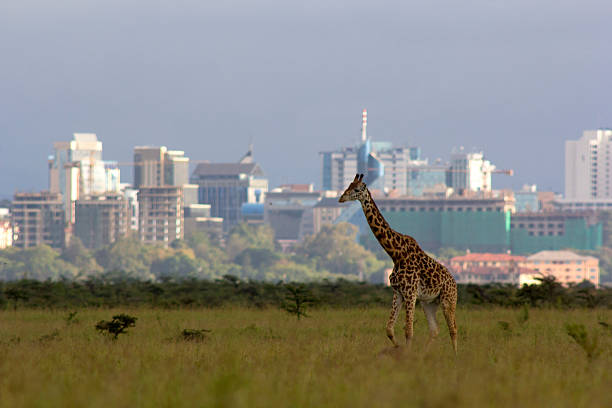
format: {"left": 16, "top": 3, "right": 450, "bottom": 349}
{"left": 403, "top": 292, "right": 417, "bottom": 350}
{"left": 422, "top": 301, "right": 439, "bottom": 351}
{"left": 441, "top": 295, "right": 458, "bottom": 354}
{"left": 386, "top": 291, "right": 403, "bottom": 347}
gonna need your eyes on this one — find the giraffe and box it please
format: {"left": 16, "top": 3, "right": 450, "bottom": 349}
{"left": 339, "top": 174, "right": 457, "bottom": 353}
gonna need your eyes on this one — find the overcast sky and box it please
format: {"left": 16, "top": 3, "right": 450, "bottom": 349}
{"left": 1, "top": 0, "right": 612, "bottom": 197}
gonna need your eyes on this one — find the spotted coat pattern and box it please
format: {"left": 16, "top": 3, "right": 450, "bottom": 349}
{"left": 339, "top": 174, "right": 457, "bottom": 353}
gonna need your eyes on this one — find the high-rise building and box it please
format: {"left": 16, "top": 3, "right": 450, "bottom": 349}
{"left": 565, "top": 129, "right": 612, "bottom": 200}
{"left": 121, "top": 186, "right": 139, "bottom": 231}
{"left": 74, "top": 194, "right": 130, "bottom": 249}
{"left": 48, "top": 133, "right": 120, "bottom": 223}
{"left": 448, "top": 149, "right": 495, "bottom": 194}
{"left": 190, "top": 150, "right": 268, "bottom": 230}
{"left": 137, "top": 186, "right": 184, "bottom": 246}
{"left": 133, "top": 146, "right": 189, "bottom": 188}
{"left": 11, "top": 192, "right": 65, "bottom": 249}
{"left": 320, "top": 110, "right": 445, "bottom": 196}
{"left": 320, "top": 110, "right": 389, "bottom": 193}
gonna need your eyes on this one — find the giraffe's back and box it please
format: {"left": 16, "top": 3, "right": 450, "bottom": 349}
{"left": 392, "top": 236, "right": 456, "bottom": 302}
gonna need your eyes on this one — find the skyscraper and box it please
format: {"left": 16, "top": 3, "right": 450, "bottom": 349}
{"left": 320, "top": 109, "right": 423, "bottom": 195}
{"left": 190, "top": 149, "right": 268, "bottom": 230}
{"left": 133, "top": 146, "right": 189, "bottom": 188}
{"left": 48, "top": 133, "right": 120, "bottom": 223}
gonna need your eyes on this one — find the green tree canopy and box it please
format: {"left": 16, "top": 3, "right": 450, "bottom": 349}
{"left": 61, "top": 237, "right": 102, "bottom": 277}
{"left": 226, "top": 223, "right": 276, "bottom": 260}
{"left": 295, "top": 223, "right": 388, "bottom": 279}
{"left": 0, "top": 245, "right": 77, "bottom": 280}
{"left": 94, "top": 237, "right": 155, "bottom": 280}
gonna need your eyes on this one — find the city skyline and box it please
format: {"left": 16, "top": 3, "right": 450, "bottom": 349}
{"left": 2, "top": 1, "right": 612, "bottom": 196}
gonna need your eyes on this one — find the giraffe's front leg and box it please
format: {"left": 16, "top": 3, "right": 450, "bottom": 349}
{"left": 386, "top": 291, "right": 403, "bottom": 347}
{"left": 403, "top": 293, "right": 417, "bottom": 350}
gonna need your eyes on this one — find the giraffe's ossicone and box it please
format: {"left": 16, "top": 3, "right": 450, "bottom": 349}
{"left": 339, "top": 174, "right": 458, "bottom": 353}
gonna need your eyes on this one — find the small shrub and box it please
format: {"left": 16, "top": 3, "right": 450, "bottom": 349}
{"left": 598, "top": 321, "right": 612, "bottom": 335}
{"left": 39, "top": 329, "right": 60, "bottom": 343}
{"left": 180, "top": 329, "right": 211, "bottom": 342}
{"left": 95, "top": 314, "right": 137, "bottom": 340}
{"left": 65, "top": 311, "right": 79, "bottom": 325}
{"left": 565, "top": 323, "right": 601, "bottom": 361}
{"left": 282, "top": 284, "right": 316, "bottom": 320}
{"left": 517, "top": 304, "right": 529, "bottom": 327}
{"left": 497, "top": 321, "right": 513, "bottom": 338}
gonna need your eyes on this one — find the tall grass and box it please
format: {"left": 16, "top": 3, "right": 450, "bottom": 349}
{"left": 0, "top": 307, "right": 611, "bottom": 407}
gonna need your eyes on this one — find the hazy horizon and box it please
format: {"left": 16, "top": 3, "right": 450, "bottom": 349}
{"left": 2, "top": 0, "right": 612, "bottom": 198}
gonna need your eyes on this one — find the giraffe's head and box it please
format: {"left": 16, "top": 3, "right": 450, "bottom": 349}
{"left": 339, "top": 174, "right": 367, "bottom": 203}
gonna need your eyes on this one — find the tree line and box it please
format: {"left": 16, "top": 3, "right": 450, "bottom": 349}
{"left": 0, "top": 223, "right": 391, "bottom": 283}
{"left": 1, "top": 275, "right": 611, "bottom": 310}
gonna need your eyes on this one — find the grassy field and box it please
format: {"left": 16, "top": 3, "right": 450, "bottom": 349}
{"left": 1, "top": 307, "right": 611, "bottom": 408}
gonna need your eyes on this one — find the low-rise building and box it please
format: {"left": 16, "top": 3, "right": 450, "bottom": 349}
{"left": 524, "top": 250, "right": 599, "bottom": 286}
{"left": 313, "top": 195, "right": 349, "bottom": 235}
{"left": 184, "top": 204, "right": 223, "bottom": 239}
{"left": 264, "top": 188, "right": 322, "bottom": 243}
{"left": 449, "top": 252, "right": 534, "bottom": 285}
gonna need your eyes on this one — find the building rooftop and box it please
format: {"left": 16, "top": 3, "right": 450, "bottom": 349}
{"left": 192, "top": 163, "right": 264, "bottom": 177}
{"left": 453, "top": 266, "right": 537, "bottom": 276}
{"left": 527, "top": 250, "right": 598, "bottom": 261}
{"left": 73, "top": 133, "right": 98, "bottom": 143}
{"left": 277, "top": 184, "right": 314, "bottom": 192}
{"left": 451, "top": 253, "right": 527, "bottom": 263}
{"left": 241, "top": 203, "right": 264, "bottom": 215}
{"left": 314, "top": 197, "right": 350, "bottom": 208}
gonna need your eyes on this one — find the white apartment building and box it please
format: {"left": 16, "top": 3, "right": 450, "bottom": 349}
{"left": 48, "top": 133, "right": 120, "bottom": 223}
{"left": 565, "top": 129, "right": 612, "bottom": 200}
{"left": 449, "top": 149, "right": 495, "bottom": 193}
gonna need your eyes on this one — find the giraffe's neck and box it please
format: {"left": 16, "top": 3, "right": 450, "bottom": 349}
{"left": 359, "top": 189, "right": 401, "bottom": 257}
